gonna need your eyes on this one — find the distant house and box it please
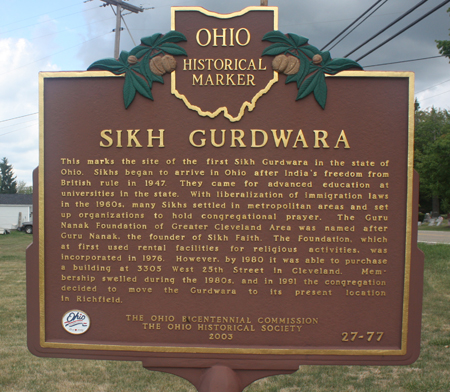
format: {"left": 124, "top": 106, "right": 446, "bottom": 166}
{"left": 0, "top": 194, "right": 33, "bottom": 230}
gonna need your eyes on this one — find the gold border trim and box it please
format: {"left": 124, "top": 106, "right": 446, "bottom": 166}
{"left": 170, "top": 6, "right": 279, "bottom": 123}
{"left": 39, "top": 73, "right": 45, "bottom": 345}
{"left": 171, "top": 6, "right": 279, "bottom": 30}
{"left": 41, "top": 341, "right": 402, "bottom": 356}
{"left": 39, "top": 70, "right": 415, "bottom": 356}
{"left": 39, "top": 71, "right": 122, "bottom": 79}
{"left": 403, "top": 72, "right": 416, "bottom": 354}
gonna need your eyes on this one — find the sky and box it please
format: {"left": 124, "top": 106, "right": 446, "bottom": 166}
{"left": 1, "top": 0, "right": 449, "bottom": 186}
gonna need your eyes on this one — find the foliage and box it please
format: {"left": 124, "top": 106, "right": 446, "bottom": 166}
{"left": 261, "top": 31, "right": 362, "bottom": 109}
{"left": 415, "top": 107, "right": 450, "bottom": 211}
{"left": 0, "top": 157, "right": 17, "bottom": 194}
{"left": 436, "top": 7, "right": 450, "bottom": 61}
{"left": 88, "top": 32, "right": 187, "bottom": 108}
{"left": 16, "top": 180, "right": 32, "bottom": 194}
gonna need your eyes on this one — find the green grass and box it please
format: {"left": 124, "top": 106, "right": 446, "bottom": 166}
{"left": 1, "top": 231, "right": 449, "bottom": 391}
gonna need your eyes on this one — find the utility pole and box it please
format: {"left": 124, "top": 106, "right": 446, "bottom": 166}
{"left": 100, "top": 0, "right": 143, "bottom": 58}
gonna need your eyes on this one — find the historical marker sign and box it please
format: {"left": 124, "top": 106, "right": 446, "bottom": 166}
{"left": 27, "top": 6, "right": 423, "bottom": 391}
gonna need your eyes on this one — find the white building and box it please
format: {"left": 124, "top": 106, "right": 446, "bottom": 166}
{"left": 0, "top": 194, "right": 33, "bottom": 230}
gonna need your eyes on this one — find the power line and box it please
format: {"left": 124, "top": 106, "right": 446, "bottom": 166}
{"left": 416, "top": 77, "right": 450, "bottom": 94}
{"left": 355, "top": 0, "right": 450, "bottom": 62}
{"left": 0, "top": 124, "right": 37, "bottom": 138}
{"left": 321, "top": 0, "right": 387, "bottom": 51}
{"left": 0, "top": 113, "right": 38, "bottom": 124}
{"left": 419, "top": 88, "right": 450, "bottom": 101}
{"left": 0, "top": 118, "right": 38, "bottom": 131}
{"left": 364, "top": 55, "right": 444, "bottom": 67}
{"left": 328, "top": 0, "right": 388, "bottom": 51}
{"left": 26, "top": 15, "right": 116, "bottom": 43}
{"left": 345, "top": 0, "right": 429, "bottom": 58}
{"left": 0, "top": 1, "right": 82, "bottom": 29}
{"left": 1, "top": 5, "right": 100, "bottom": 35}
{"left": 280, "top": 11, "right": 408, "bottom": 30}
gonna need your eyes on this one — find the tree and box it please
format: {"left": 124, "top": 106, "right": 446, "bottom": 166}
{"left": 16, "top": 180, "right": 33, "bottom": 194}
{"left": 436, "top": 7, "right": 450, "bottom": 60}
{"left": 0, "top": 157, "right": 18, "bottom": 194}
{"left": 414, "top": 107, "right": 450, "bottom": 214}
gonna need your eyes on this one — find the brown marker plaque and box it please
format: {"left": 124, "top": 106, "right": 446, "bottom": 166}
{"left": 27, "top": 6, "right": 423, "bottom": 391}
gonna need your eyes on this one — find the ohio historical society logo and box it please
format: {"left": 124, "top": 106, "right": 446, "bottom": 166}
{"left": 62, "top": 310, "right": 90, "bottom": 335}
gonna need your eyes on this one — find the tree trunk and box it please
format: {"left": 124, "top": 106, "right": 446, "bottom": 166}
{"left": 432, "top": 195, "right": 440, "bottom": 217}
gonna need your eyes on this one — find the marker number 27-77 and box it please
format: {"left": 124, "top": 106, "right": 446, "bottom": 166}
{"left": 342, "top": 332, "right": 384, "bottom": 342}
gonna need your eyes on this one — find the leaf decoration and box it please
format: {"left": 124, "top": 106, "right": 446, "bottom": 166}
{"left": 159, "top": 43, "right": 187, "bottom": 56}
{"left": 129, "top": 71, "right": 153, "bottom": 101}
{"left": 129, "top": 46, "right": 148, "bottom": 59}
{"left": 87, "top": 31, "right": 187, "bottom": 108}
{"left": 286, "top": 59, "right": 309, "bottom": 88}
{"left": 313, "top": 72, "right": 327, "bottom": 110}
{"left": 139, "top": 57, "right": 163, "bottom": 88}
{"left": 299, "top": 45, "right": 320, "bottom": 59}
{"left": 262, "top": 31, "right": 295, "bottom": 44}
{"left": 262, "top": 31, "right": 363, "bottom": 109}
{"left": 123, "top": 73, "right": 137, "bottom": 109}
{"left": 118, "top": 50, "right": 130, "bottom": 65}
{"left": 297, "top": 72, "right": 320, "bottom": 100}
{"left": 323, "top": 58, "right": 362, "bottom": 75}
{"left": 287, "top": 33, "right": 309, "bottom": 48}
{"left": 140, "top": 33, "right": 163, "bottom": 47}
{"left": 158, "top": 31, "right": 187, "bottom": 44}
{"left": 262, "top": 42, "right": 291, "bottom": 56}
{"left": 321, "top": 51, "right": 332, "bottom": 65}
{"left": 87, "top": 59, "right": 126, "bottom": 75}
